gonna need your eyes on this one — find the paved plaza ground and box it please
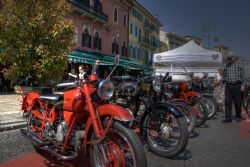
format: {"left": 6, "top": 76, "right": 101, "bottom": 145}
{"left": 0, "top": 94, "right": 250, "bottom": 167}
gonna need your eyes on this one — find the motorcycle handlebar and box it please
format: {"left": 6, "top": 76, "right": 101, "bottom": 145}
{"left": 56, "top": 82, "right": 77, "bottom": 88}
{"left": 112, "top": 76, "right": 133, "bottom": 80}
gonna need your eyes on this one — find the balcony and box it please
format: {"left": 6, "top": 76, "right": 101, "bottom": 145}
{"left": 68, "top": 0, "right": 108, "bottom": 24}
{"left": 144, "top": 22, "right": 152, "bottom": 33}
{"left": 141, "top": 37, "right": 158, "bottom": 50}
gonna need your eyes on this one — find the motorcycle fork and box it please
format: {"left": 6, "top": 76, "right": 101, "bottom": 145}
{"left": 82, "top": 83, "right": 105, "bottom": 138}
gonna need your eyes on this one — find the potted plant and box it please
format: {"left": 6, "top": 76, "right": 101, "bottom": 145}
{"left": 0, "top": 0, "right": 75, "bottom": 107}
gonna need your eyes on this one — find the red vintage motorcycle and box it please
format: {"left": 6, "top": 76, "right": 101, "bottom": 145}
{"left": 20, "top": 73, "right": 147, "bottom": 167}
{"left": 170, "top": 81, "right": 208, "bottom": 127}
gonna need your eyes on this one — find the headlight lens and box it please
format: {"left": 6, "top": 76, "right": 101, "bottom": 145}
{"left": 97, "top": 80, "right": 114, "bottom": 100}
{"left": 152, "top": 78, "right": 162, "bottom": 93}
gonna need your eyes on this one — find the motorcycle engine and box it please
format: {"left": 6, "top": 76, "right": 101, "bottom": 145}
{"left": 43, "top": 121, "right": 68, "bottom": 144}
{"left": 120, "top": 82, "right": 139, "bottom": 97}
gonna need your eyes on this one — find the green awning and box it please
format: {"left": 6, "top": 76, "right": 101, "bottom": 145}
{"left": 68, "top": 50, "right": 113, "bottom": 65}
{"left": 67, "top": 50, "right": 152, "bottom": 72}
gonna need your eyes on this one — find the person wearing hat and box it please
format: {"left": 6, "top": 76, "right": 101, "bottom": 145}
{"left": 222, "top": 54, "right": 246, "bottom": 123}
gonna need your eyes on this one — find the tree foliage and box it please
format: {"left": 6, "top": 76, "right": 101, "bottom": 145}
{"left": 0, "top": 0, "right": 75, "bottom": 86}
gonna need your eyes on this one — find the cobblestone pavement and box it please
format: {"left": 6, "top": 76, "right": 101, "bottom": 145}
{"left": 0, "top": 94, "right": 25, "bottom": 132}
{"left": 0, "top": 112, "right": 250, "bottom": 167}
{"left": 0, "top": 94, "right": 21, "bottom": 116}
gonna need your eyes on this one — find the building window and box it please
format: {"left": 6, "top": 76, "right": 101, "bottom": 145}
{"left": 114, "top": 8, "right": 118, "bottom": 22}
{"left": 112, "top": 38, "right": 119, "bottom": 54}
{"left": 122, "top": 42, "right": 127, "bottom": 57}
{"left": 82, "top": 27, "right": 91, "bottom": 48}
{"left": 93, "top": 31, "right": 101, "bottom": 50}
{"left": 123, "top": 14, "right": 127, "bottom": 27}
{"left": 135, "top": 26, "right": 138, "bottom": 37}
{"left": 138, "top": 29, "right": 141, "bottom": 42}
{"left": 74, "top": 28, "right": 78, "bottom": 44}
{"left": 133, "top": 47, "right": 136, "bottom": 58}
{"left": 130, "top": 24, "right": 133, "bottom": 34}
{"left": 93, "top": 0, "right": 102, "bottom": 12}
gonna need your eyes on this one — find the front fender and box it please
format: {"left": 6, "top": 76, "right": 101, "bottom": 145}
{"left": 154, "top": 102, "right": 183, "bottom": 118}
{"left": 185, "top": 91, "right": 201, "bottom": 98}
{"left": 97, "top": 104, "right": 134, "bottom": 121}
{"left": 84, "top": 103, "right": 134, "bottom": 148}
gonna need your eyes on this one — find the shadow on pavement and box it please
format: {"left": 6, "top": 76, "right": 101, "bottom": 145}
{"left": 197, "top": 123, "right": 210, "bottom": 128}
{"left": 188, "top": 131, "right": 199, "bottom": 139}
{"left": 171, "top": 149, "right": 192, "bottom": 161}
{"left": 37, "top": 149, "right": 91, "bottom": 167}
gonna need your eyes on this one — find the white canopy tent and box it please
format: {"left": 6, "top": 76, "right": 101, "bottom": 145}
{"left": 153, "top": 40, "right": 222, "bottom": 77}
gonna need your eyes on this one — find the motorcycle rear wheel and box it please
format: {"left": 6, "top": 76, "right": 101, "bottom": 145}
{"left": 143, "top": 108, "right": 188, "bottom": 158}
{"left": 89, "top": 121, "right": 147, "bottom": 167}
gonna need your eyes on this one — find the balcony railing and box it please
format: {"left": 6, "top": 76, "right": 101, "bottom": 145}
{"left": 68, "top": 0, "right": 108, "bottom": 23}
{"left": 144, "top": 22, "right": 152, "bottom": 32}
{"left": 142, "top": 37, "right": 158, "bottom": 49}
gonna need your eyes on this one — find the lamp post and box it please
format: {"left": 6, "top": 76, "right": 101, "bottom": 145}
{"left": 202, "top": 21, "right": 217, "bottom": 49}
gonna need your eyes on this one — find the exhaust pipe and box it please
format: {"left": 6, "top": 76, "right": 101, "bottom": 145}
{"left": 20, "top": 128, "right": 44, "bottom": 146}
{"left": 20, "top": 128, "right": 78, "bottom": 160}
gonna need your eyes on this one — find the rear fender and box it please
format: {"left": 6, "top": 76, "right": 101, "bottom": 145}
{"left": 185, "top": 91, "right": 201, "bottom": 99}
{"left": 22, "top": 92, "right": 40, "bottom": 111}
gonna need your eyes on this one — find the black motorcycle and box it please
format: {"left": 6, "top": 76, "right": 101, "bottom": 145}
{"left": 112, "top": 75, "right": 188, "bottom": 158}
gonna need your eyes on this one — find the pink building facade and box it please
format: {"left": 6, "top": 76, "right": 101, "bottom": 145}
{"left": 68, "top": 0, "right": 132, "bottom": 59}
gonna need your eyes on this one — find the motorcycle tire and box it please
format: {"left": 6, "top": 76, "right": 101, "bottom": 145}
{"left": 194, "top": 98, "right": 209, "bottom": 127}
{"left": 171, "top": 100, "right": 197, "bottom": 134}
{"left": 201, "top": 96, "right": 218, "bottom": 119}
{"left": 143, "top": 108, "right": 188, "bottom": 158}
{"left": 89, "top": 120, "right": 147, "bottom": 167}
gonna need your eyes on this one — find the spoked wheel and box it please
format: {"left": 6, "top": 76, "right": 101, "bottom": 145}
{"left": 171, "top": 100, "right": 197, "bottom": 134}
{"left": 143, "top": 108, "right": 188, "bottom": 158}
{"left": 201, "top": 97, "right": 218, "bottom": 119}
{"left": 89, "top": 121, "right": 147, "bottom": 167}
{"left": 193, "top": 98, "right": 208, "bottom": 127}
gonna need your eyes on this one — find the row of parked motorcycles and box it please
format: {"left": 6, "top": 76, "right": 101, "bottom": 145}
{"left": 20, "top": 63, "right": 219, "bottom": 167}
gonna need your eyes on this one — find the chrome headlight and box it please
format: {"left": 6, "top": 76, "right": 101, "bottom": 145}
{"left": 152, "top": 78, "right": 162, "bottom": 93}
{"left": 97, "top": 80, "right": 115, "bottom": 100}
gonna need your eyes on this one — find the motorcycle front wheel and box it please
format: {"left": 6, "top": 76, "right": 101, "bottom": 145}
{"left": 201, "top": 96, "right": 218, "bottom": 119}
{"left": 171, "top": 100, "right": 197, "bottom": 134}
{"left": 143, "top": 108, "right": 188, "bottom": 158}
{"left": 193, "top": 98, "right": 209, "bottom": 127}
{"left": 89, "top": 121, "right": 147, "bottom": 167}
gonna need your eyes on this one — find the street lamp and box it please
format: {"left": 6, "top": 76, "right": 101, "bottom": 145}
{"left": 202, "top": 21, "right": 217, "bottom": 49}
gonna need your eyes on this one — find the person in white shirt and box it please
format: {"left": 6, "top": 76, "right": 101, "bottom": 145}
{"left": 78, "top": 65, "right": 87, "bottom": 81}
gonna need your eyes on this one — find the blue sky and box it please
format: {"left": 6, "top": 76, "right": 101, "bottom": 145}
{"left": 138, "top": 0, "right": 250, "bottom": 58}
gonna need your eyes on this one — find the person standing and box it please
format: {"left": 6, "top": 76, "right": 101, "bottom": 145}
{"left": 78, "top": 65, "right": 87, "bottom": 81}
{"left": 213, "top": 68, "right": 225, "bottom": 113}
{"left": 91, "top": 60, "right": 101, "bottom": 78}
{"left": 222, "top": 55, "right": 246, "bottom": 123}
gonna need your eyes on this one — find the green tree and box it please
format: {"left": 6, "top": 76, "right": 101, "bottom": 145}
{"left": 0, "top": 0, "right": 74, "bottom": 86}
